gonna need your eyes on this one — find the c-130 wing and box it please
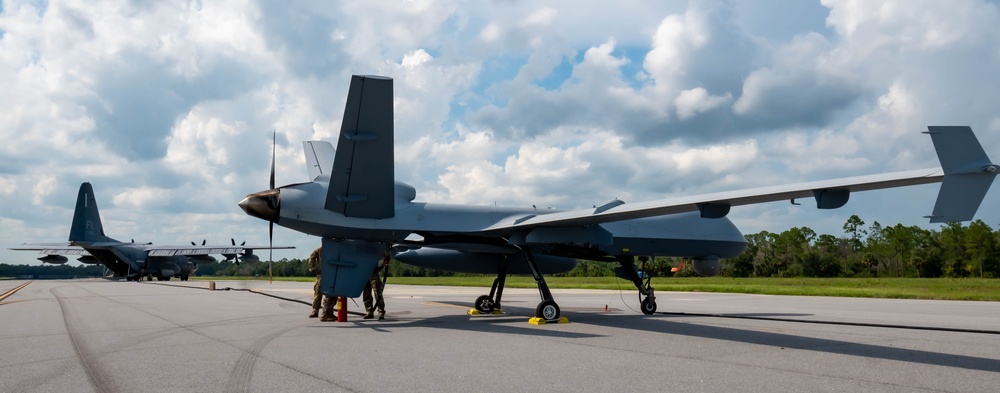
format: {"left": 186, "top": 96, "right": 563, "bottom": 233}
{"left": 484, "top": 126, "right": 996, "bottom": 231}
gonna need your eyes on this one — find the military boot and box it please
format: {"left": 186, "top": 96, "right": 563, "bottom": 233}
{"left": 363, "top": 309, "right": 374, "bottom": 319}
{"left": 377, "top": 310, "right": 385, "bottom": 321}
{"left": 308, "top": 309, "right": 319, "bottom": 318}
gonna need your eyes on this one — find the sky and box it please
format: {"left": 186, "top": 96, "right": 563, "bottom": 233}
{"left": 2, "top": 0, "right": 999, "bottom": 265}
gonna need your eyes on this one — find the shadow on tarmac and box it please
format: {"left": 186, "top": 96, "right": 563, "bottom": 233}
{"left": 571, "top": 311, "right": 1000, "bottom": 373}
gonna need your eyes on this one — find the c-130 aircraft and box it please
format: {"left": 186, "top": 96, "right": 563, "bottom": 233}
{"left": 240, "top": 75, "right": 997, "bottom": 323}
{"left": 12, "top": 182, "right": 292, "bottom": 281}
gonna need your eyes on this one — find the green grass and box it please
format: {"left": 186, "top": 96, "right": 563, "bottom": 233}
{"left": 192, "top": 276, "right": 316, "bottom": 283}
{"left": 193, "top": 276, "right": 1000, "bottom": 301}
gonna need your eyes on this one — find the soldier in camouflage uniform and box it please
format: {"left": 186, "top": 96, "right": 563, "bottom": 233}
{"left": 362, "top": 253, "right": 389, "bottom": 320}
{"left": 307, "top": 247, "right": 335, "bottom": 321}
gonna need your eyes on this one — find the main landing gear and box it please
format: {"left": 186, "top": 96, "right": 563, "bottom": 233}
{"left": 472, "top": 245, "right": 565, "bottom": 323}
{"left": 473, "top": 256, "right": 509, "bottom": 315}
{"left": 617, "top": 255, "right": 657, "bottom": 315}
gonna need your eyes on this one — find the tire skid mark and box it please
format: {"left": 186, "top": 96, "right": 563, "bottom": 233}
{"left": 52, "top": 285, "right": 119, "bottom": 393}
{"left": 99, "top": 313, "right": 300, "bottom": 354}
{"left": 65, "top": 283, "right": 299, "bottom": 354}
{"left": 223, "top": 324, "right": 363, "bottom": 393}
{"left": 66, "top": 283, "right": 327, "bottom": 391}
{"left": 224, "top": 326, "right": 294, "bottom": 393}
{"left": 2, "top": 356, "right": 85, "bottom": 393}
{"left": 48, "top": 282, "right": 346, "bottom": 391}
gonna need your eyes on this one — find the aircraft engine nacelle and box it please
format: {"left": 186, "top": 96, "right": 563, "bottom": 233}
{"left": 187, "top": 255, "right": 217, "bottom": 264}
{"left": 77, "top": 255, "right": 101, "bottom": 264}
{"left": 239, "top": 254, "right": 260, "bottom": 263}
{"left": 692, "top": 256, "right": 721, "bottom": 277}
{"left": 395, "top": 248, "right": 578, "bottom": 275}
{"left": 38, "top": 255, "right": 68, "bottom": 264}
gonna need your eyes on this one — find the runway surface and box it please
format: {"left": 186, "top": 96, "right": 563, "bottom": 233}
{"left": 1, "top": 279, "right": 998, "bottom": 392}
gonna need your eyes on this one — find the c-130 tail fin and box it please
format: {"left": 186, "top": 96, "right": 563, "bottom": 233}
{"left": 68, "top": 182, "right": 114, "bottom": 243}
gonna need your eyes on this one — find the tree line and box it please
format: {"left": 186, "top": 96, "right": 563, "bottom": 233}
{"left": 724, "top": 215, "right": 998, "bottom": 278}
{"left": 0, "top": 263, "right": 105, "bottom": 279}
{"left": 3, "top": 215, "right": 996, "bottom": 279}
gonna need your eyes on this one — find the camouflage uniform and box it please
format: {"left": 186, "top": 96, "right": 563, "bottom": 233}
{"left": 362, "top": 255, "right": 388, "bottom": 320}
{"left": 308, "top": 247, "right": 335, "bottom": 320}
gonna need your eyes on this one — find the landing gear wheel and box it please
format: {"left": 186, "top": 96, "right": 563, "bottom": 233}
{"left": 474, "top": 295, "right": 495, "bottom": 313}
{"left": 535, "top": 300, "right": 560, "bottom": 321}
{"left": 640, "top": 297, "right": 657, "bottom": 315}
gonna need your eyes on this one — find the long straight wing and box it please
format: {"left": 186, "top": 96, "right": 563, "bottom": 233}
{"left": 145, "top": 245, "right": 294, "bottom": 257}
{"left": 8, "top": 244, "right": 91, "bottom": 256}
{"left": 485, "top": 126, "right": 996, "bottom": 231}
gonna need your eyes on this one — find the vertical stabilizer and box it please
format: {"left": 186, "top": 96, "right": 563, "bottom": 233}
{"left": 325, "top": 75, "right": 395, "bottom": 219}
{"left": 69, "top": 182, "right": 113, "bottom": 243}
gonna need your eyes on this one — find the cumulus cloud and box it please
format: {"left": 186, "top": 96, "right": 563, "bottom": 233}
{"left": 675, "top": 87, "right": 731, "bottom": 120}
{"left": 2, "top": 0, "right": 999, "bottom": 265}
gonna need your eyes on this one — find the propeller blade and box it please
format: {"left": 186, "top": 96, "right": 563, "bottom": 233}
{"left": 231, "top": 238, "right": 236, "bottom": 246}
{"left": 269, "top": 129, "right": 276, "bottom": 190}
{"left": 268, "top": 221, "right": 274, "bottom": 284}
{"left": 268, "top": 129, "right": 276, "bottom": 284}
{"left": 191, "top": 242, "right": 196, "bottom": 246}
{"left": 202, "top": 239, "right": 206, "bottom": 246}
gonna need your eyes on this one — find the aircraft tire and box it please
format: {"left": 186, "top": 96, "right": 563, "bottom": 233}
{"left": 474, "top": 295, "right": 495, "bottom": 313}
{"left": 535, "top": 300, "right": 560, "bottom": 321}
{"left": 641, "top": 297, "right": 657, "bottom": 315}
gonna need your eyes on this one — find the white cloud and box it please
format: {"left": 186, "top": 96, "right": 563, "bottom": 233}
{"left": 2, "top": 0, "right": 999, "bottom": 265}
{"left": 0, "top": 176, "right": 16, "bottom": 197}
{"left": 112, "top": 187, "right": 174, "bottom": 210}
{"left": 31, "top": 176, "right": 56, "bottom": 206}
{"left": 401, "top": 49, "right": 433, "bottom": 68}
{"left": 524, "top": 7, "right": 558, "bottom": 27}
{"left": 675, "top": 87, "right": 731, "bottom": 119}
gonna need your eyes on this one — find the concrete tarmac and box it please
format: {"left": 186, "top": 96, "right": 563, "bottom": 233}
{"left": 1, "top": 278, "right": 998, "bottom": 392}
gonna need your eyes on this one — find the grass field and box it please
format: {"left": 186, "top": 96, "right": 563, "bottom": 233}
{"left": 193, "top": 276, "right": 1000, "bottom": 301}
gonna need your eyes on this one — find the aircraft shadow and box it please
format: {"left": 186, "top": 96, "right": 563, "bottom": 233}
{"left": 570, "top": 312, "right": 1000, "bottom": 373}
{"left": 710, "top": 313, "right": 814, "bottom": 318}
{"left": 322, "top": 312, "right": 605, "bottom": 339}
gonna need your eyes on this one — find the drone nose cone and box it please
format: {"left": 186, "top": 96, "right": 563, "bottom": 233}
{"left": 239, "top": 189, "right": 280, "bottom": 222}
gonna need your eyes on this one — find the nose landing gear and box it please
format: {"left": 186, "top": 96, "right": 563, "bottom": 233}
{"left": 617, "top": 255, "right": 656, "bottom": 315}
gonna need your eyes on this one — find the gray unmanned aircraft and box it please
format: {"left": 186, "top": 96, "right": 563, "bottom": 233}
{"left": 11, "top": 182, "right": 292, "bottom": 281}
{"left": 239, "top": 75, "right": 997, "bottom": 322}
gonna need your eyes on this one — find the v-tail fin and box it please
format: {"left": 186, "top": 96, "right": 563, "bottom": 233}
{"left": 303, "top": 140, "right": 336, "bottom": 181}
{"left": 924, "top": 126, "right": 998, "bottom": 223}
{"left": 68, "top": 182, "right": 113, "bottom": 243}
